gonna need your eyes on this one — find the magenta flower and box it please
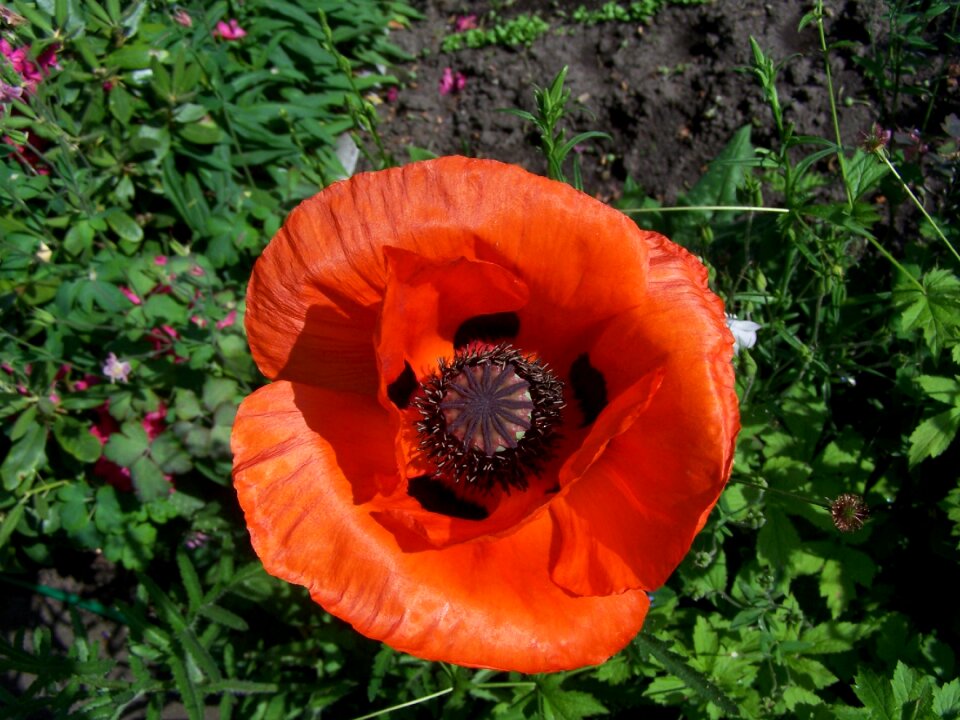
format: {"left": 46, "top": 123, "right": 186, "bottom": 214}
{"left": 213, "top": 19, "right": 247, "bottom": 40}
{"left": 439, "top": 67, "right": 466, "bottom": 95}
{"left": 216, "top": 309, "right": 237, "bottom": 330}
{"left": 455, "top": 14, "right": 478, "bottom": 32}
{"left": 120, "top": 286, "right": 142, "bottom": 305}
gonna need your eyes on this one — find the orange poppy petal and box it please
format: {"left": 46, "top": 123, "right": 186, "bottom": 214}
{"left": 549, "top": 236, "right": 738, "bottom": 596}
{"left": 377, "top": 246, "right": 529, "bottom": 401}
{"left": 233, "top": 381, "right": 650, "bottom": 672}
{"left": 245, "top": 157, "right": 651, "bottom": 392}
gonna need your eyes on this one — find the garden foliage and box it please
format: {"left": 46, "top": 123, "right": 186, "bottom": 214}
{"left": 1, "top": 0, "right": 959, "bottom": 718}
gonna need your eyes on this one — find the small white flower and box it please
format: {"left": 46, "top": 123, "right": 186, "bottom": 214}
{"left": 102, "top": 353, "right": 132, "bottom": 383}
{"left": 726, "top": 315, "right": 761, "bottom": 355}
{"left": 36, "top": 241, "right": 52, "bottom": 263}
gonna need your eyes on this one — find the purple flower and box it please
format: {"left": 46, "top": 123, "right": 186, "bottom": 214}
{"left": 102, "top": 353, "right": 132, "bottom": 384}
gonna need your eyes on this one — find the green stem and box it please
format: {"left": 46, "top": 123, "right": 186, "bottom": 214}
{"left": 621, "top": 205, "right": 788, "bottom": 214}
{"left": 730, "top": 477, "right": 831, "bottom": 509}
{"left": 350, "top": 687, "right": 453, "bottom": 720}
{"left": 876, "top": 150, "right": 960, "bottom": 266}
{"left": 0, "top": 574, "right": 129, "bottom": 624}
{"left": 814, "top": 0, "right": 854, "bottom": 209}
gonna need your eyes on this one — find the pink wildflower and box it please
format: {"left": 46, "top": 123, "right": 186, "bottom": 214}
{"left": 213, "top": 19, "right": 247, "bottom": 40}
{"left": 386, "top": 86, "right": 399, "bottom": 103}
{"left": 439, "top": 67, "right": 466, "bottom": 95}
{"left": 154, "top": 255, "right": 168, "bottom": 266}
{"left": 455, "top": 14, "right": 478, "bottom": 32}
{"left": 216, "top": 309, "right": 237, "bottom": 330}
{"left": 172, "top": 8, "right": 193, "bottom": 27}
{"left": 120, "top": 286, "right": 142, "bottom": 305}
{"left": 73, "top": 374, "right": 100, "bottom": 391}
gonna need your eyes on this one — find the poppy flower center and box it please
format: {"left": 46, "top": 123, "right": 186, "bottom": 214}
{"left": 440, "top": 364, "right": 534, "bottom": 456}
{"left": 415, "top": 344, "right": 564, "bottom": 492}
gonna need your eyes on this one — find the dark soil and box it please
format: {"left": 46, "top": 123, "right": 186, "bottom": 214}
{"left": 376, "top": 0, "right": 884, "bottom": 202}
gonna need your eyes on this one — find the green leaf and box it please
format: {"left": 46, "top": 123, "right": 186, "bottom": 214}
{"left": 847, "top": 148, "right": 889, "bottom": 199}
{"left": 203, "top": 378, "right": 239, "bottom": 412}
{"left": 917, "top": 376, "right": 960, "bottom": 405}
{"left": 53, "top": 415, "right": 102, "bottom": 463}
{"left": 933, "top": 678, "right": 960, "bottom": 717}
{"left": 2, "top": 423, "right": 47, "bottom": 491}
{"left": 104, "top": 209, "right": 144, "bottom": 244}
{"left": 908, "top": 407, "right": 960, "bottom": 467}
{"left": 104, "top": 424, "right": 149, "bottom": 467}
{"left": 94, "top": 486, "right": 124, "bottom": 533}
{"left": 130, "top": 456, "right": 170, "bottom": 502}
{"left": 197, "top": 604, "right": 249, "bottom": 632}
{"left": 177, "top": 548, "right": 203, "bottom": 612}
{"left": 537, "top": 675, "right": 608, "bottom": 720}
{"left": 896, "top": 269, "right": 960, "bottom": 356}
{"left": 853, "top": 670, "right": 896, "bottom": 719}
{"left": 757, "top": 509, "right": 800, "bottom": 569}
{"left": 0, "top": 501, "right": 26, "bottom": 549}
{"left": 684, "top": 125, "right": 754, "bottom": 212}
{"left": 178, "top": 119, "right": 225, "bottom": 145}
{"left": 634, "top": 634, "right": 740, "bottom": 717}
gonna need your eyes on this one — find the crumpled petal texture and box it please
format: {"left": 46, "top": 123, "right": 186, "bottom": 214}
{"left": 232, "top": 157, "right": 739, "bottom": 673}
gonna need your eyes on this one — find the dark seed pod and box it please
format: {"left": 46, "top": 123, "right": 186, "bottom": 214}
{"left": 414, "top": 343, "right": 565, "bottom": 492}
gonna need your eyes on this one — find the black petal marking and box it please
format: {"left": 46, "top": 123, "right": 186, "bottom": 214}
{"left": 386, "top": 361, "right": 418, "bottom": 409}
{"left": 453, "top": 312, "right": 520, "bottom": 349}
{"left": 407, "top": 475, "right": 489, "bottom": 520}
{"left": 569, "top": 353, "right": 607, "bottom": 426}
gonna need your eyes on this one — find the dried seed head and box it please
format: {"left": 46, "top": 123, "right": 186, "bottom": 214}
{"left": 831, "top": 493, "right": 870, "bottom": 533}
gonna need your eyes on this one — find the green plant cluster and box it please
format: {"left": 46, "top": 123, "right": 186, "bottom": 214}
{"left": 2, "top": 0, "right": 960, "bottom": 718}
{"left": 440, "top": 13, "right": 549, "bottom": 53}
{"left": 570, "top": 0, "right": 709, "bottom": 26}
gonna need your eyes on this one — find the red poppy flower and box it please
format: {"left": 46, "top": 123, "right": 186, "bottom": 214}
{"left": 232, "top": 157, "right": 739, "bottom": 673}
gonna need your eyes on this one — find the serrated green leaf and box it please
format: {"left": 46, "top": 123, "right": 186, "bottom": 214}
{"left": 203, "top": 378, "right": 239, "bottom": 411}
{"left": 853, "top": 670, "right": 895, "bottom": 719}
{"left": 757, "top": 509, "right": 800, "bottom": 569}
{"left": 537, "top": 675, "right": 608, "bottom": 720}
{"left": 104, "top": 425, "right": 149, "bottom": 467}
{"left": 908, "top": 407, "right": 960, "bottom": 467}
{"left": 917, "top": 376, "right": 960, "bottom": 404}
{"left": 847, "top": 148, "right": 889, "bottom": 199}
{"left": 896, "top": 269, "right": 960, "bottom": 356}
{"left": 53, "top": 415, "right": 102, "bottom": 463}
{"left": 783, "top": 685, "right": 821, "bottom": 710}
{"left": 131, "top": 457, "right": 170, "bottom": 502}
{"left": 933, "top": 678, "right": 960, "bottom": 716}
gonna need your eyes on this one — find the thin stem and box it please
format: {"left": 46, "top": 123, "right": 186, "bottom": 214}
{"left": 731, "top": 477, "right": 831, "bottom": 509}
{"left": 814, "top": 0, "right": 854, "bottom": 209}
{"left": 350, "top": 687, "right": 453, "bottom": 720}
{"left": 621, "top": 205, "right": 789, "bottom": 214}
{"left": 876, "top": 150, "right": 960, "bottom": 266}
